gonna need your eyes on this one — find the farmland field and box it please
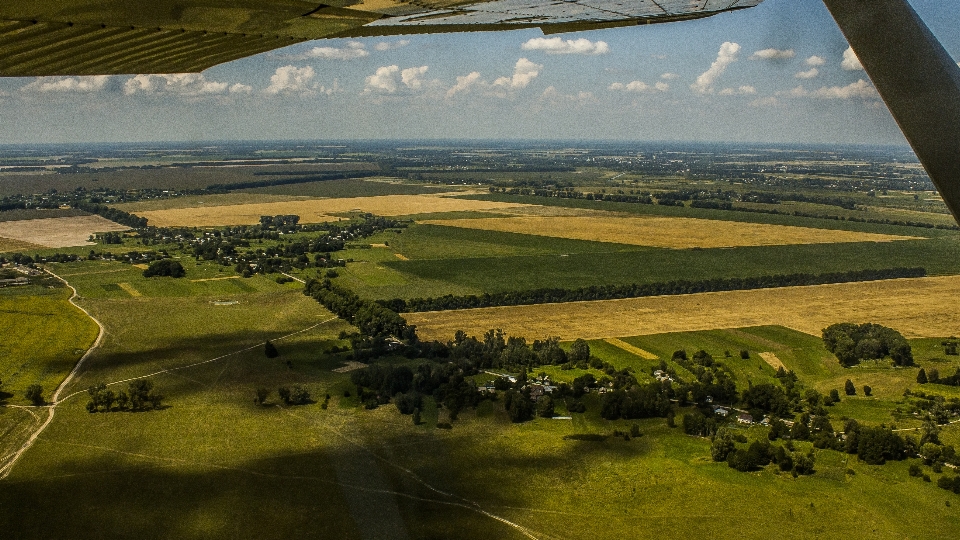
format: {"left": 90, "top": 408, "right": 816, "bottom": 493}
{"left": 134, "top": 194, "right": 533, "bottom": 226}
{"left": 420, "top": 215, "right": 920, "bottom": 249}
{"left": 0, "top": 215, "right": 128, "bottom": 249}
{"left": 406, "top": 274, "right": 960, "bottom": 341}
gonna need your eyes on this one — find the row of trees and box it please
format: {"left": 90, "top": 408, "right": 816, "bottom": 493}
{"left": 918, "top": 367, "right": 960, "bottom": 386}
{"left": 86, "top": 381, "right": 163, "bottom": 412}
{"left": 385, "top": 268, "right": 927, "bottom": 313}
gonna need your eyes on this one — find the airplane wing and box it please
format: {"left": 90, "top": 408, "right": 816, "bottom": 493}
{"left": 0, "top": 0, "right": 762, "bottom": 76}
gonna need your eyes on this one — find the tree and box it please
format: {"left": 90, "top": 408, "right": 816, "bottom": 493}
{"left": 844, "top": 379, "right": 856, "bottom": 396}
{"left": 569, "top": 338, "right": 590, "bottom": 364}
{"left": 863, "top": 385, "right": 872, "bottom": 397}
{"left": 142, "top": 259, "right": 186, "bottom": 278}
{"left": 917, "top": 368, "right": 928, "bottom": 384}
{"left": 711, "top": 427, "right": 736, "bottom": 462}
{"left": 829, "top": 389, "right": 841, "bottom": 403}
{"left": 739, "top": 349, "right": 750, "bottom": 359}
{"left": 412, "top": 407, "right": 421, "bottom": 425}
{"left": 25, "top": 384, "right": 43, "bottom": 406}
{"left": 536, "top": 395, "right": 555, "bottom": 418}
{"left": 264, "top": 340, "right": 279, "bottom": 358}
{"left": 255, "top": 388, "right": 268, "bottom": 405}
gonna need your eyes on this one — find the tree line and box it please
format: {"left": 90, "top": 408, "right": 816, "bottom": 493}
{"left": 382, "top": 268, "right": 927, "bottom": 313}
{"left": 822, "top": 322, "right": 914, "bottom": 367}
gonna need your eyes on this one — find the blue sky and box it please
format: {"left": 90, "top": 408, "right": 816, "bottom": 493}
{"left": 0, "top": 0, "right": 957, "bottom": 145}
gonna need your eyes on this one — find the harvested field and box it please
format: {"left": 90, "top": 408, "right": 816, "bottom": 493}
{"left": 0, "top": 215, "right": 128, "bottom": 248}
{"left": 758, "top": 352, "right": 785, "bottom": 370}
{"left": 418, "top": 216, "right": 920, "bottom": 249}
{"left": 0, "top": 237, "right": 43, "bottom": 253}
{"left": 136, "top": 195, "right": 533, "bottom": 227}
{"left": 605, "top": 337, "right": 659, "bottom": 359}
{"left": 407, "top": 275, "right": 960, "bottom": 341}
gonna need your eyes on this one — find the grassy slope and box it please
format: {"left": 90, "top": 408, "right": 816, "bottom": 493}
{"left": 0, "top": 284, "right": 99, "bottom": 401}
{"left": 4, "top": 264, "right": 960, "bottom": 537}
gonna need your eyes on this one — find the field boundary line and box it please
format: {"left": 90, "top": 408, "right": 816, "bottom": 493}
{"left": 604, "top": 338, "right": 658, "bottom": 360}
{"left": 0, "top": 268, "right": 105, "bottom": 480}
{"left": 280, "top": 272, "right": 305, "bottom": 284}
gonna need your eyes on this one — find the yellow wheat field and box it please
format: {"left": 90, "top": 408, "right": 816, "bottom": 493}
{"left": 418, "top": 215, "right": 919, "bottom": 249}
{"left": 407, "top": 275, "right": 960, "bottom": 341}
{"left": 0, "top": 216, "right": 128, "bottom": 249}
{"left": 136, "top": 194, "right": 533, "bottom": 227}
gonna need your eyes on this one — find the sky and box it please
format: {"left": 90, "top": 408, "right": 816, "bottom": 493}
{"left": 0, "top": 0, "right": 958, "bottom": 145}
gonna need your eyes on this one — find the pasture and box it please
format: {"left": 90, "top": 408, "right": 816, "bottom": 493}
{"left": 134, "top": 194, "right": 533, "bottom": 226}
{"left": 406, "top": 274, "right": 960, "bottom": 342}
{"left": 0, "top": 215, "right": 128, "bottom": 249}
{"left": 419, "top": 215, "right": 920, "bottom": 249}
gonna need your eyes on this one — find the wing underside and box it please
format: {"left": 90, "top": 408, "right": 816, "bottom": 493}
{"left": 0, "top": 0, "right": 762, "bottom": 76}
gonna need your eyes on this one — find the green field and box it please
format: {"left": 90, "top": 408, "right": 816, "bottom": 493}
{"left": 346, "top": 223, "right": 960, "bottom": 300}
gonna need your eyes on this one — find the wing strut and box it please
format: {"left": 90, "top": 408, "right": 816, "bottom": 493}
{"left": 823, "top": 0, "right": 960, "bottom": 223}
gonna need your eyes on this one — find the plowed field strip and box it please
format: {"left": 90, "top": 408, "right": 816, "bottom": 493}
{"left": 604, "top": 338, "right": 659, "bottom": 359}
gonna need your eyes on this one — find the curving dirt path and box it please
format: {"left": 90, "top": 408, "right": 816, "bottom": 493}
{"left": 0, "top": 269, "right": 105, "bottom": 479}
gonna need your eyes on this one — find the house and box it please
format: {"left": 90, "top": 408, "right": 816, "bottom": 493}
{"left": 737, "top": 413, "right": 754, "bottom": 425}
{"left": 713, "top": 406, "right": 730, "bottom": 417}
{"left": 528, "top": 385, "right": 546, "bottom": 399}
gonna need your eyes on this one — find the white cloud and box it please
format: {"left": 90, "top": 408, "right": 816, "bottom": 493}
{"left": 842, "top": 47, "right": 864, "bottom": 71}
{"left": 229, "top": 83, "right": 253, "bottom": 94}
{"left": 540, "top": 86, "right": 597, "bottom": 103}
{"left": 806, "top": 55, "right": 826, "bottom": 67}
{"left": 795, "top": 68, "right": 819, "bottom": 79}
{"left": 298, "top": 41, "right": 369, "bottom": 60}
{"left": 812, "top": 79, "right": 877, "bottom": 99}
{"left": 691, "top": 42, "right": 740, "bottom": 94}
{"left": 521, "top": 37, "right": 610, "bottom": 55}
{"left": 718, "top": 85, "right": 756, "bottom": 96}
{"left": 492, "top": 58, "right": 542, "bottom": 89}
{"left": 374, "top": 40, "right": 410, "bottom": 51}
{"left": 446, "top": 72, "right": 481, "bottom": 98}
{"left": 22, "top": 75, "right": 110, "bottom": 93}
{"left": 264, "top": 66, "right": 316, "bottom": 95}
{"left": 364, "top": 65, "right": 400, "bottom": 93}
{"left": 362, "top": 65, "right": 431, "bottom": 93}
{"left": 750, "top": 48, "right": 795, "bottom": 61}
{"left": 609, "top": 80, "right": 669, "bottom": 93}
{"left": 660, "top": 73, "right": 679, "bottom": 80}
{"left": 123, "top": 73, "right": 234, "bottom": 96}
{"left": 780, "top": 79, "right": 878, "bottom": 100}
{"left": 400, "top": 66, "right": 429, "bottom": 90}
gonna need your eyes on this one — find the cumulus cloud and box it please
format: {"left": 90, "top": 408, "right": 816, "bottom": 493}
{"left": 446, "top": 72, "right": 482, "bottom": 98}
{"left": 806, "top": 55, "right": 826, "bottom": 66}
{"left": 364, "top": 65, "right": 400, "bottom": 93}
{"left": 521, "top": 37, "right": 610, "bottom": 55}
{"left": 718, "top": 85, "right": 756, "bottom": 96}
{"left": 660, "top": 73, "right": 679, "bottom": 80}
{"left": 608, "top": 80, "right": 669, "bottom": 93}
{"left": 750, "top": 48, "right": 795, "bottom": 61}
{"left": 492, "top": 58, "right": 542, "bottom": 89}
{"left": 842, "top": 47, "right": 864, "bottom": 71}
{"left": 264, "top": 66, "right": 316, "bottom": 95}
{"left": 363, "top": 65, "right": 431, "bottom": 93}
{"left": 22, "top": 75, "right": 110, "bottom": 93}
{"left": 123, "top": 73, "right": 241, "bottom": 96}
{"left": 691, "top": 42, "right": 740, "bottom": 94}
{"left": 400, "top": 66, "right": 429, "bottom": 90}
{"left": 374, "top": 40, "right": 410, "bottom": 51}
{"left": 780, "top": 79, "right": 878, "bottom": 99}
{"left": 795, "top": 68, "right": 819, "bottom": 79}
{"left": 297, "top": 41, "right": 369, "bottom": 60}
